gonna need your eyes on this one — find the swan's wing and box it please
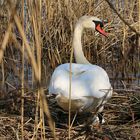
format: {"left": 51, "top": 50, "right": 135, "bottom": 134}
{"left": 49, "top": 63, "right": 88, "bottom": 95}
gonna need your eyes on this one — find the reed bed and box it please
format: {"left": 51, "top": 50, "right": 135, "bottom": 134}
{"left": 0, "top": 0, "right": 140, "bottom": 139}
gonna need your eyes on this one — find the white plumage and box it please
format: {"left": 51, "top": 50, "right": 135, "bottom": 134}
{"left": 49, "top": 16, "right": 112, "bottom": 114}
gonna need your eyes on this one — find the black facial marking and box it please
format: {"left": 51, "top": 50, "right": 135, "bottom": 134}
{"left": 93, "top": 20, "right": 104, "bottom": 27}
{"left": 98, "top": 112, "right": 103, "bottom": 124}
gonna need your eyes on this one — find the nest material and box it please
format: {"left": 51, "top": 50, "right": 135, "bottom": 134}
{"left": 105, "top": 92, "right": 140, "bottom": 124}
{"left": 0, "top": 89, "right": 140, "bottom": 139}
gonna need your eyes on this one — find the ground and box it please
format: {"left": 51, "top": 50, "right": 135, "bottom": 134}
{"left": 0, "top": 89, "right": 140, "bottom": 140}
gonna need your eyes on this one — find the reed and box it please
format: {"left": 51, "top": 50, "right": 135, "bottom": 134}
{"left": 0, "top": 0, "right": 140, "bottom": 139}
{"left": 21, "top": 0, "right": 25, "bottom": 140}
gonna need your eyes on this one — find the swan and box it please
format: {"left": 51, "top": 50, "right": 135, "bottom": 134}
{"left": 49, "top": 16, "right": 112, "bottom": 117}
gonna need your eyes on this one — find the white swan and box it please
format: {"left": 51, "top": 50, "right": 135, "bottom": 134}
{"left": 49, "top": 16, "right": 112, "bottom": 115}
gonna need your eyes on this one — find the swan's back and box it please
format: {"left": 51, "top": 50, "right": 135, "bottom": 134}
{"left": 49, "top": 63, "right": 112, "bottom": 100}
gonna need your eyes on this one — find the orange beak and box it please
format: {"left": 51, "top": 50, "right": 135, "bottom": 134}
{"left": 96, "top": 24, "right": 108, "bottom": 37}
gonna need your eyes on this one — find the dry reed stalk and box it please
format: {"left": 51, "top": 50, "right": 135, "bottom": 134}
{"left": 0, "top": 22, "right": 13, "bottom": 63}
{"left": 32, "top": 1, "right": 46, "bottom": 139}
{"left": 138, "top": 0, "right": 140, "bottom": 85}
{"left": 1, "top": 59, "right": 4, "bottom": 87}
{"left": 31, "top": 4, "right": 42, "bottom": 140}
{"left": 134, "top": 0, "right": 140, "bottom": 84}
{"left": 21, "top": 0, "right": 25, "bottom": 139}
{"left": 68, "top": 20, "right": 73, "bottom": 140}
{"left": 60, "top": 1, "right": 77, "bottom": 138}
{"left": 13, "top": 9, "right": 55, "bottom": 140}
{"left": 31, "top": 120, "right": 42, "bottom": 140}
{"left": 33, "top": 90, "right": 39, "bottom": 140}
{"left": 122, "top": 23, "right": 126, "bottom": 55}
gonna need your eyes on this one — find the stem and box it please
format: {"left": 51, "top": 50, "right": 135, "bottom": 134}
{"left": 21, "top": 0, "right": 25, "bottom": 139}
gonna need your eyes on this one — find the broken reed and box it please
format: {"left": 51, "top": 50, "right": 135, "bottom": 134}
{"left": 0, "top": 0, "right": 140, "bottom": 139}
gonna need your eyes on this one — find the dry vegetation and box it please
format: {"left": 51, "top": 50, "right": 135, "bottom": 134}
{"left": 0, "top": 0, "right": 140, "bottom": 139}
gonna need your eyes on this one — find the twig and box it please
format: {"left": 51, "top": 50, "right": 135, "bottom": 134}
{"left": 113, "top": 89, "right": 140, "bottom": 93}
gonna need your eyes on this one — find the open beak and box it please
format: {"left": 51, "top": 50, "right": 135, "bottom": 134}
{"left": 96, "top": 24, "right": 108, "bottom": 37}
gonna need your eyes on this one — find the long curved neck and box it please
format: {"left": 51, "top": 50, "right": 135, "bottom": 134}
{"left": 72, "top": 23, "right": 90, "bottom": 64}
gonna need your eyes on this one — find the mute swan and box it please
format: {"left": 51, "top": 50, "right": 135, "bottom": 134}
{"left": 49, "top": 16, "right": 112, "bottom": 116}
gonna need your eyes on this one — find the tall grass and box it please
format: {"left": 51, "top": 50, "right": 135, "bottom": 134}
{"left": 0, "top": 0, "right": 139, "bottom": 139}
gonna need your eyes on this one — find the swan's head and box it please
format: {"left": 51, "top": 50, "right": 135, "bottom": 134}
{"left": 78, "top": 16, "right": 108, "bottom": 37}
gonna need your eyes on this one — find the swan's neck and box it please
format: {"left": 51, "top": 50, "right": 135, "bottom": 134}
{"left": 72, "top": 23, "right": 90, "bottom": 64}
